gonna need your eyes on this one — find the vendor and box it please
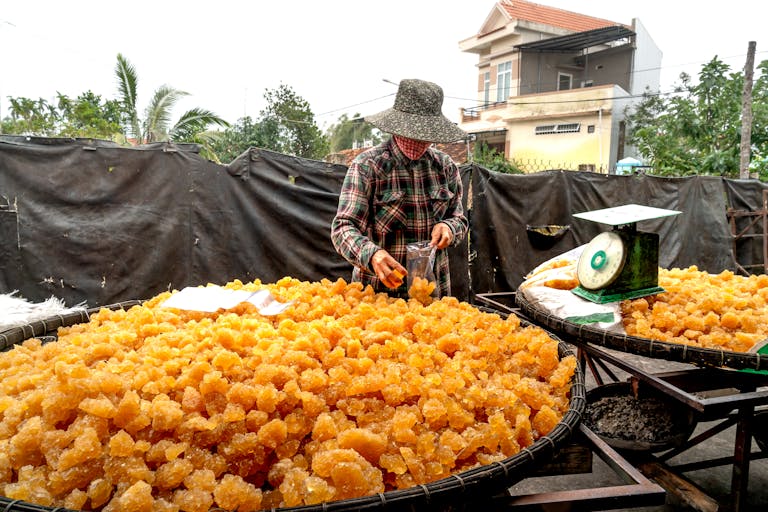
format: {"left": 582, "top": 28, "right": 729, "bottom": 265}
{"left": 331, "top": 78, "right": 468, "bottom": 298}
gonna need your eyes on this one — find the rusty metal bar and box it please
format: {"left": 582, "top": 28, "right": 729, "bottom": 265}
{"left": 576, "top": 341, "right": 768, "bottom": 512}
{"left": 474, "top": 293, "right": 519, "bottom": 316}
{"left": 672, "top": 451, "right": 768, "bottom": 473}
{"left": 590, "top": 353, "right": 620, "bottom": 382}
{"left": 501, "top": 484, "right": 664, "bottom": 511}
{"left": 726, "top": 193, "right": 768, "bottom": 276}
{"left": 581, "top": 347, "right": 605, "bottom": 387}
{"left": 731, "top": 405, "right": 754, "bottom": 512}
{"left": 659, "top": 416, "right": 739, "bottom": 462}
{"left": 501, "top": 424, "right": 666, "bottom": 511}
{"left": 580, "top": 343, "right": 708, "bottom": 411}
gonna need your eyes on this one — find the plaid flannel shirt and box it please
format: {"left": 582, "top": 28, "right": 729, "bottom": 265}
{"left": 331, "top": 138, "right": 468, "bottom": 297}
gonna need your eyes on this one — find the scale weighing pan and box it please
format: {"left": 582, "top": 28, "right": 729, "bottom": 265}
{"left": 572, "top": 204, "right": 681, "bottom": 304}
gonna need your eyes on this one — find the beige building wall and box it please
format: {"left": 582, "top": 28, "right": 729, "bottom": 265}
{"left": 507, "top": 112, "right": 613, "bottom": 171}
{"left": 459, "top": 3, "right": 661, "bottom": 173}
{"left": 466, "top": 85, "right": 620, "bottom": 171}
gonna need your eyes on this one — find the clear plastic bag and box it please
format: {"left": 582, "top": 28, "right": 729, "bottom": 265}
{"left": 406, "top": 241, "right": 438, "bottom": 303}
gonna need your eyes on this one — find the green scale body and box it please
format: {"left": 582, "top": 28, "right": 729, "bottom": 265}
{"left": 572, "top": 225, "right": 664, "bottom": 304}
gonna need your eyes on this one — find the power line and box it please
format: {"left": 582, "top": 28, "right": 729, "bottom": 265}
{"left": 317, "top": 51, "right": 768, "bottom": 120}
{"left": 315, "top": 94, "right": 395, "bottom": 119}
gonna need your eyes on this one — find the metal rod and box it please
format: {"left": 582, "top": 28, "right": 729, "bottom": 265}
{"left": 659, "top": 416, "right": 739, "bottom": 462}
{"left": 731, "top": 405, "right": 755, "bottom": 512}
{"left": 580, "top": 343, "right": 707, "bottom": 412}
{"left": 671, "top": 451, "right": 768, "bottom": 473}
{"left": 591, "top": 354, "right": 620, "bottom": 382}
{"left": 501, "top": 425, "right": 666, "bottom": 511}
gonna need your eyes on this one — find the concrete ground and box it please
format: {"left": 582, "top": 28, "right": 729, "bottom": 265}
{"left": 506, "top": 345, "right": 768, "bottom": 511}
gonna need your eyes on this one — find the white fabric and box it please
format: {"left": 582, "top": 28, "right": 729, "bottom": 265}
{"left": 0, "top": 292, "right": 86, "bottom": 332}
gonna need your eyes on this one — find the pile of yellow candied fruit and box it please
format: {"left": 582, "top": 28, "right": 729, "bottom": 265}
{"left": 408, "top": 276, "right": 437, "bottom": 305}
{"left": 0, "top": 277, "right": 576, "bottom": 512}
{"left": 621, "top": 266, "right": 768, "bottom": 352}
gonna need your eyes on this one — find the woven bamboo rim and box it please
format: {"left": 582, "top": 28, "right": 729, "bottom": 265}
{"left": 516, "top": 292, "right": 767, "bottom": 371}
{"left": 0, "top": 302, "right": 586, "bottom": 511}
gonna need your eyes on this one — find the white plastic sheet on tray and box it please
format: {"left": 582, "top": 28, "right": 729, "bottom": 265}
{"left": 519, "top": 246, "right": 624, "bottom": 333}
{"left": 160, "top": 286, "right": 293, "bottom": 315}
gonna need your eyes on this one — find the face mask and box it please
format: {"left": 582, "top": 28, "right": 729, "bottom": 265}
{"left": 394, "top": 135, "right": 432, "bottom": 160}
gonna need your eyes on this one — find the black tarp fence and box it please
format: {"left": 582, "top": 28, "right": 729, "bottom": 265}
{"left": 1, "top": 137, "right": 766, "bottom": 308}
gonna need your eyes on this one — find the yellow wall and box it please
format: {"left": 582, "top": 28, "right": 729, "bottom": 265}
{"left": 507, "top": 112, "right": 613, "bottom": 172}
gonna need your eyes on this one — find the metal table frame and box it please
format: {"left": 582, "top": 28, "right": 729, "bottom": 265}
{"left": 579, "top": 341, "right": 768, "bottom": 512}
{"left": 475, "top": 292, "right": 768, "bottom": 512}
{"left": 501, "top": 423, "right": 666, "bottom": 510}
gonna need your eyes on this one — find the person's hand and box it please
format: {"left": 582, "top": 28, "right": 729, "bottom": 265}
{"left": 371, "top": 249, "right": 407, "bottom": 289}
{"left": 430, "top": 222, "right": 453, "bottom": 250}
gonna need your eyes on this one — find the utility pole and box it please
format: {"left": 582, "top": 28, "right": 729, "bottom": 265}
{"left": 739, "top": 41, "right": 756, "bottom": 179}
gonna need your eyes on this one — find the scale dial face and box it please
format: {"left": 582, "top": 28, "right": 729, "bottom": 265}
{"left": 577, "top": 231, "right": 627, "bottom": 291}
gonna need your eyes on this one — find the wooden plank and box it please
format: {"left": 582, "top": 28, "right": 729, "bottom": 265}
{"left": 530, "top": 442, "right": 592, "bottom": 476}
{"left": 637, "top": 460, "right": 720, "bottom": 512}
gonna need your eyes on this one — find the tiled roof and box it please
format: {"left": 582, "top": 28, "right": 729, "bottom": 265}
{"left": 436, "top": 141, "right": 470, "bottom": 165}
{"left": 325, "top": 147, "right": 365, "bottom": 166}
{"left": 500, "top": 0, "right": 621, "bottom": 33}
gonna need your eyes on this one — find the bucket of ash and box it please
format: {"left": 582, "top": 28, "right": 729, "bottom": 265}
{"left": 584, "top": 382, "right": 698, "bottom": 452}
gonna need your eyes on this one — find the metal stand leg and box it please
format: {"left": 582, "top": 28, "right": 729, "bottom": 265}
{"left": 730, "top": 405, "right": 754, "bottom": 512}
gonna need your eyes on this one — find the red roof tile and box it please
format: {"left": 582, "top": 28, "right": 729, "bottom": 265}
{"left": 500, "top": 0, "right": 621, "bottom": 33}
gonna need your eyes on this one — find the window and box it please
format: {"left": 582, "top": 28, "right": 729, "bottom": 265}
{"left": 535, "top": 125, "right": 557, "bottom": 135}
{"left": 535, "top": 123, "right": 581, "bottom": 135}
{"left": 496, "top": 61, "right": 512, "bottom": 102}
{"left": 558, "top": 72, "right": 573, "bottom": 91}
{"left": 581, "top": 79, "right": 594, "bottom": 88}
{"left": 587, "top": 125, "right": 595, "bottom": 133}
{"left": 483, "top": 72, "right": 491, "bottom": 106}
{"left": 556, "top": 123, "right": 580, "bottom": 133}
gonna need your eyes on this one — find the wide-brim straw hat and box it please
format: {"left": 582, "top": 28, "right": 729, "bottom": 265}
{"left": 365, "top": 79, "right": 467, "bottom": 143}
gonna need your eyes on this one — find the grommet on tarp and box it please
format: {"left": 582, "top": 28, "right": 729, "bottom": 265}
{"left": 526, "top": 224, "right": 570, "bottom": 249}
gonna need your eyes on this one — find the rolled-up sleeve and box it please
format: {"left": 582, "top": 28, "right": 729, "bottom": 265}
{"left": 331, "top": 160, "right": 380, "bottom": 270}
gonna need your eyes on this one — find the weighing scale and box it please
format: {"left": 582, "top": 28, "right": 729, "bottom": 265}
{"left": 571, "top": 204, "right": 681, "bottom": 304}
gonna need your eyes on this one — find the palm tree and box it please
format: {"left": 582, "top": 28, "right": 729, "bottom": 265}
{"left": 114, "top": 53, "right": 229, "bottom": 158}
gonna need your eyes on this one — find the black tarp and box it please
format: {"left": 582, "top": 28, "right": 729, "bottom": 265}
{"left": 468, "top": 167, "right": 745, "bottom": 294}
{"left": 1, "top": 137, "right": 766, "bottom": 308}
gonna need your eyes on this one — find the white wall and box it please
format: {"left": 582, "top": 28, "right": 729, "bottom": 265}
{"left": 630, "top": 18, "right": 663, "bottom": 95}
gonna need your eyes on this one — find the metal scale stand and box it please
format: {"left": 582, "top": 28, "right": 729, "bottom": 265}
{"left": 567, "top": 205, "right": 767, "bottom": 512}
{"left": 481, "top": 204, "right": 768, "bottom": 510}
{"left": 571, "top": 204, "right": 681, "bottom": 304}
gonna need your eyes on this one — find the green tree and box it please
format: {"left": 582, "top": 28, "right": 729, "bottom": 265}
{"left": 114, "top": 53, "right": 229, "bottom": 156}
{"left": 474, "top": 142, "right": 522, "bottom": 174}
{"left": 1, "top": 91, "right": 123, "bottom": 140}
{"left": 3, "top": 96, "right": 58, "bottom": 136}
{"left": 625, "top": 57, "right": 768, "bottom": 178}
{"left": 325, "top": 113, "right": 382, "bottom": 153}
{"left": 55, "top": 91, "right": 123, "bottom": 139}
{"left": 208, "top": 85, "right": 328, "bottom": 163}
{"left": 260, "top": 83, "right": 328, "bottom": 159}
{"left": 209, "top": 116, "right": 276, "bottom": 163}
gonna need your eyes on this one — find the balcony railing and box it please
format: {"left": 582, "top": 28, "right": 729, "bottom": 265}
{"left": 461, "top": 101, "right": 507, "bottom": 123}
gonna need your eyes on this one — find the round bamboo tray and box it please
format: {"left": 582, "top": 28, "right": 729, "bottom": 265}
{"left": 516, "top": 292, "right": 768, "bottom": 371}
{"left": 0, "top": 301, "right": 586, "bottom": 511}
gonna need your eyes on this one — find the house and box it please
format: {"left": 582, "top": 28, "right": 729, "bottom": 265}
{"left": 457, "top": 0, "right": 661, "bottom": 173}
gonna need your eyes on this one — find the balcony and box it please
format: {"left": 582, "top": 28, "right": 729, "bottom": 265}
{"left": 460, "top": 101, "right": 508, "bottom": 124}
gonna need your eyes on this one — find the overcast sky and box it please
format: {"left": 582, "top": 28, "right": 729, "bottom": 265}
{"left": 0, "top": 1, "right": 765, "bottom": 129}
